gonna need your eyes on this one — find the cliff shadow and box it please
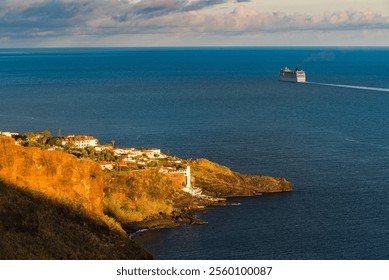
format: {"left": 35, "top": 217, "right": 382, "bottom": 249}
{"left": 0, "top": 179, "right": 152, "bottom": 260}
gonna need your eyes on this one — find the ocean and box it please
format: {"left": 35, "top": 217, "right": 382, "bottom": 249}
{"left": 1, "top": 47, "right": 388, "bottom": 259}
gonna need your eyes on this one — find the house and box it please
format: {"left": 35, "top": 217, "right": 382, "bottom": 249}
{"left": 116, "top": 162, "right": 128, "bottom": 167}
{"left": 143, "top": 148, "right": 166, "bottom": 159}
{"left": 125, "top": 149, "right": 142, "bottom": 157}
{"left": 95, "top": 145, "right": 113, "bottom": 152}
{"left": 62, "top": 135, "right": 98, "bottom": 148}
{"left": 113, "top": 148, "right": 128, "bottom": 156}
{"left": 159, "top": 167, "right": 175, "bottom": 174}
{"left": 99, "top": 161, "right": 113, "bottom": 170}
{"left": 122, "top": 157, "right": 136, "bottom": 163}
{"left": 0, "top": 131, "right": 19, "bottom": 137}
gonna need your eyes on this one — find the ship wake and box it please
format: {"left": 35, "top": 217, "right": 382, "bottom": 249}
{"left": 306, "top": 81, "right": 389, "bottom": 93}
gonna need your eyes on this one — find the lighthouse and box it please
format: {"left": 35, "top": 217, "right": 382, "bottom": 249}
{"left": 185, "top": 166, "right": 191, "bottom": 189}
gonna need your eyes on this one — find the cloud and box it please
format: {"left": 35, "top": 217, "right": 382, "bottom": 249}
{"left": 117, "top": 0, "right": 230, "bottom": 19}
{"left": 0, "top": 0, "right": 388, "bottom": 43}
{"left": 123, "top": 5, "right": 389, "bottom": 34}
{"left": 108, "top": 0, "right": 229, "bottom": 24}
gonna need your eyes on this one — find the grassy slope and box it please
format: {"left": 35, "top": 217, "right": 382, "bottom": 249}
{"left": 0, "top": 180, "right": 152, "bottom": 259}
{"left": 103, "top": 170, "right": 195, "bottom": 230}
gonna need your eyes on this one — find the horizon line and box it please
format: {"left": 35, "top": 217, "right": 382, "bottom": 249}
{"left": 1, "top": 45, "right": 389, "bottom": 49}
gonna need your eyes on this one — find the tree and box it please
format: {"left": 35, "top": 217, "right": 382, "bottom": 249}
{"left": 47, "top": 137, "right": 62, "bottom": 147}
{"left": 85, "top": 146, "right": 97, "bottom": 160}
{"left": 41, "top": 130, "right": 51, "bottom": 145}
{"left": 42, "top": 130, "right": 51, "bottom": 139}
{"left": 111, "top": 139, "right": 116, "bottom": 148}
{"left": 26, "top": 132, "right": 35, "bottom": 141}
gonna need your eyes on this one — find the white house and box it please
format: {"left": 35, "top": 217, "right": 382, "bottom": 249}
{"left": 63, "top": 135, "right": 98, "bottom": 148}
{"left": 144, "top": 148, "right": 165, "bottom": 159}
{"left": 129, "top": 149, "right": 143, "bottom": 156}
{"left": 95, "top": 145, "right": 113, "bottom": 152}
{"left": 99, "top": 162, "right": 113, "bottom": 170}
{"left": 0, "top": 131, "right": 19, "bottom": 137}
{"left": 113, "top": 148, "right": 128, "bottom": 156}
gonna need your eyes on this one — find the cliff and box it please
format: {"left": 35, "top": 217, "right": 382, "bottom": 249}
{"left": 0, "top": 135, "right": 292, "bottom": 258}
{"left": 0, "top": 136, "right": 151, "bottom": 259}
{"left": 0, "top": 180, "right": 151, "bottom": 259}
{"left": 103, "top": 169, "right": 194, "bottom": 224}
{"left": 190, "top": 159, "right": 292, "bottom": 197}
{"left": 0, "top": 137, "right": 103, "bottom": 214}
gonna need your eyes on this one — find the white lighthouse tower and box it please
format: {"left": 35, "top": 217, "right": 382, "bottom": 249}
{"left": 182, "top": 165, "right": 202, "bottom": 196}
{"left": 185, "top": 166, "right": 191, "bottom": 189}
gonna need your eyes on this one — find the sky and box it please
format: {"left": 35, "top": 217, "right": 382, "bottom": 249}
{"left": 0, "top": 0, "right": 388, "bottom": 47}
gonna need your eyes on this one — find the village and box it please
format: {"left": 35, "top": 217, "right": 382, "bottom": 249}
{"left": 0, "top": 130, "right": 209, "bottom": 198}
{"left": 1, "top": 131, "right": 176, "bottom": 170}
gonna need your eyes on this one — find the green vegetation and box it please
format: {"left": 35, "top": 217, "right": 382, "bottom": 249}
{"left": 18, "top": 130, "right": 61, "bottom": 148}
{"left": 10, "top": 130, "right": 190, "bottom": 172}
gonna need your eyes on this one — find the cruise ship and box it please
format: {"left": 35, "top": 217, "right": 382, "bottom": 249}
{"left": 279, "top": 67, "right": 306, "bottom": 83}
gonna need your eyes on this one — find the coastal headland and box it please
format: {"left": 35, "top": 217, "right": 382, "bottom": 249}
{"left": 0, "top": 131, "right": 292, "bottom": 259}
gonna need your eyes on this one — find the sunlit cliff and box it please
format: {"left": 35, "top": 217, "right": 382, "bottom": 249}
{"left": 0, "top": 136, "right": 291, "bottom": 259}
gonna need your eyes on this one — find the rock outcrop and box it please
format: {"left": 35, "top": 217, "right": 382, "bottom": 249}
{"left": 190, "top": 159, "right": 292, "bottom": 197}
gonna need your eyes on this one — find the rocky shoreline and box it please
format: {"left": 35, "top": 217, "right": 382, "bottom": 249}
{"left": 123, "top": 159, "right": 292, "bottom": 234}
{"left": 124, "top": 192, "right": 286, "bottom": 235}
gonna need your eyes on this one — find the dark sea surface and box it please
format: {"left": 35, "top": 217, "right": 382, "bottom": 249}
{"left": 1, "top": 47, "right": 388, "bottom": 259}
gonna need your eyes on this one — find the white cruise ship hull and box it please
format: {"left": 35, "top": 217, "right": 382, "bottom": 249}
{"left": 279, "top": 75, "right": 306, "bottom": 83}
{"left": 279, "top": 67, "right": 306, "bottom": 83}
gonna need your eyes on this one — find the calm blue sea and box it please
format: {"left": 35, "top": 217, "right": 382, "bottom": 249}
{"left": 1, "top": 47, "right": 389, "bottom": 259}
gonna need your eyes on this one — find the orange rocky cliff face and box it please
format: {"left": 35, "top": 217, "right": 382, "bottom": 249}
{"left": 0, "top": 136, "right": 104, "bottom": 214}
